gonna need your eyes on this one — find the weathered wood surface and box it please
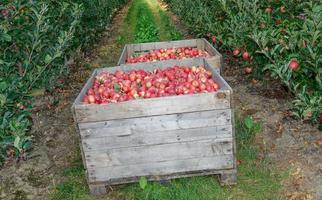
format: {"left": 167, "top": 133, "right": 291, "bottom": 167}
{"left": 88, "top": 184, "right": 106, "bottom": 197}
{"left": 219, "top": 169, "right": 237, "bottom": 186}
{"left": 78, "top": 109, "right": 232, "bottom": 138}
{"left": 84, "top": 138, "right": 233, "bottom": 168}
{"left": 87, "top": 154, "right": 234, "bottom": 182}
{"left": 88, "top": 168, "right": 236, "bottom": 185}
{"left": 74, "top": 91, "right": 231, "bottom": 123}
{"left": 131, "top": 39, "right": 197, "bottom": 52}
{"left": 82, "top": 125, "right": 232, "bottom": 151}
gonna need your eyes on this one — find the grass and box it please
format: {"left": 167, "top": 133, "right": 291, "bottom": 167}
{"left": 51, "top": 0, "right": 286, "bottom": 199}
{"left": 51, "top": 158, "right": 91, "bottom": 200}
{"left": 144, "top": 0, "right": 182, "bottom": 41}
{"left": 133, "top": 0, "right": 159, "bottom": 43}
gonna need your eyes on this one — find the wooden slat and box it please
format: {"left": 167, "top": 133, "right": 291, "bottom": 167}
{"left": 196, "top": 39, "right": 205, "bottom": 50}
{"left": 84, "top": 138, "right": 233, "bottom": 168}
{"left": 74, "top": 90, "right": 231, "bottom": 123}
{"left": 87, "top": 169, "right": 236, "bottom": 186}
{"left": 82, "top": 125, "right": 232, "bottom": 151}
{"left": 117, "top": 45, "right": 128, "bottom": 65}
{"left": 87, "top": 154, "right": 234, "bottom": 182}
{"left": 132, "top": 39, "right": 198, "bottom": 51}
{"left": 202, "top": 38, "right": 224, "bottom": 71}
{"left": 78, "top": 109, "right": 232, "bottom": 138}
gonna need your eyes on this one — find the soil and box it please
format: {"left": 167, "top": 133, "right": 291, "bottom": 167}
{"left": 222, "top": 59, "right": 322, "bottom": 200}
{"left": 0, "top": 1, "right": 321, "bottom": 200}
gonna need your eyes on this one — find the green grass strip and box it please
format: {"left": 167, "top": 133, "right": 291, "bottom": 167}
{"left": 134, "top": 0, "right": 159, "bottom": 43}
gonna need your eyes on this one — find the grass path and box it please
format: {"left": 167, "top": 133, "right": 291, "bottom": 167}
{"left": 50, "top": 0, "right": 285, "bottom": 199}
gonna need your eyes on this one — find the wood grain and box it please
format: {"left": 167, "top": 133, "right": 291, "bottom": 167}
{"left": 88, "top": 154, "right": 234, "bottom": 182}
{"left": 84, "top": 138, "right": 233, "bottom": 168}
{"left": 82, "top": 125, "right": 232, "bottom": 151}
{"left": 78, "top": 109, "right": 231, "bottom": 138}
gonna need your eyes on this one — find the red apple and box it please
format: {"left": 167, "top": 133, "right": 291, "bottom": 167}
{"left": 288, "top": 60, "right": 300, "bottom": 71}
{"left": 212, "top": 36, "right": 216, "bottom": 44}
{"left": 265, "top": 7, "right": 273, "bottom": 14}
{"left": 242, "top": 52, "right": 250, "bottom": 61}
{"left": 244, "top": 67, "right": 252, "bottom": 74}
{"left": 233, "top": 48, "right": 240, "bottom": 57}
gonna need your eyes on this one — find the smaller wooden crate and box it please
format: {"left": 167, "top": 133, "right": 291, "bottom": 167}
{"left": 117, "top": 38, "right": 223, "bottom": 73}
{"left": 72, "top": 59, "right": 236, "bottom": 196}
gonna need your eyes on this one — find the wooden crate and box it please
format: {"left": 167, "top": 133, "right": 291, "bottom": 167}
{"left": 117, "top": 38, "right": 223, "bottom": 73}
{"left": 72, "top": 59, "right": 236, "bottom": 196}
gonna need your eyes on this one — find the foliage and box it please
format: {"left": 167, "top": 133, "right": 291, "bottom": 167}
{"left": 159, "top": 9, "right": 183, "bottom": 40}
{"left": 164, "top": 0, "right": 322, "bottom": 124}
{"left": 134, "top": 0, "right": 160, "bottom": 43}
{"left": 0, "top": 0, "right": 126, "bottom": 166}
{"left": 51, "top": 160, "right": 91, "bottom": 200}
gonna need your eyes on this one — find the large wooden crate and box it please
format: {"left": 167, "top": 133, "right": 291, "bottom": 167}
{"left": 117, "top": 38, "right": 223, "bottom": 73}
{"left": 72, "top": 59, "right": 236, "bottom": 196}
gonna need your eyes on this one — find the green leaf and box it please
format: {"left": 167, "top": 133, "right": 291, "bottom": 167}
{"left": 29, "top": 88, "right": 45, "bottom": 97}
{"left": 244, "top": 116, "right": 253, "bottom": 130}
{"left": 139, "top": 177, "right": 147, "bottom": 190}
{"left": 254, "top": 122, "right": 262, "bottom": 133}
{"left": 114, "top": 83, "right": 121, "bottom": 92}
{"left": 45, "top": 55, "right": 52, "bottom": 64}
{"left": 14, "top": 136, "right": 21, "bottom": 150}
{"left": 1, "top": 32, "right": 12, "bottom": 42}
{"left": 0, "top": 94, "right": 7, "bottom": 107}
{"left": 23, "top": 140, "right": 32, "bottom": 151}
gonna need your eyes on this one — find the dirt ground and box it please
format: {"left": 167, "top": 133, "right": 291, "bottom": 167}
{"left": 223, "top": 63, "right": 322, "bottom": 200}
{"left": 0, "top": 1, "right": 321, "bottom": 200}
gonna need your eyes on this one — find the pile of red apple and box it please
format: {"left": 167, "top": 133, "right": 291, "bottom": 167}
{"left": 83, "top": 65, "right": 220, "bottom": 104}
{"left": 126, "top": 47, "right": 209, "bottom": 63}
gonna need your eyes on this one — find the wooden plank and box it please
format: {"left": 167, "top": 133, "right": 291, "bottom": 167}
{"left": 87, "top": 154, "right": 234, "bottom": 182}
{"left": 84, "top": 138, "right": 233, "bottom": 168}
{"left": 196, "top": 39, "right": 205, "bottom": 50}
{"left": 87, "top": 168, "right": 236, "bottom": 186}
{"left": 78, "top": 109, "right": 232, "bottom": 138}
{"left": 202, "top": 38, "right": 224, "bottom": 71}
{"left": 132, "top": 39, "right": 198, "bottom": 52}
{"left": 117, "top": 45, "right": 128, "bottom": 65}
{"left": 82, "top": 125, "right": 233, "bottom": 151}
{"left": 219, "top": 169, "right": 237, "bottom": 185}
{"left": 74, "top": 91, "right": 231, "bottom": 123}
{"left": 126, "top": 44, "right": 134, "bottom": 56}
